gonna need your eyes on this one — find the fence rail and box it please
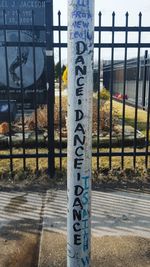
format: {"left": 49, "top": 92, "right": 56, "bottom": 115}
{"left": 0, "top": 8, "right": 150, "bottom": 176}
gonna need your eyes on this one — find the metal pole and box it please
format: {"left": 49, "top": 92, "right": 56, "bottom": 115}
{"left": 67, "top": 1, "right": 95, "bottom": 266}
{"left": 45, "top": 0, "right": 55, "bottom": 177}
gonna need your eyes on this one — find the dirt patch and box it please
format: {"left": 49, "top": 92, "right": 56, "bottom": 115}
{"left": 92, "top": 235, "right": 150, "bottom": 267}
{"left": 0, "top": 168, "right": 150, "bottom": 192}
{"left": 38, "top": 231, "right": 150, "bottom": 267}
{"left": 93, "top": 168, "right": 150, "bottom": 191}
{"left": 0, "top": 169, "right": 66, "bottom": 192}
{"left": 0, "top": 232, "right": 39, "bottom": 267}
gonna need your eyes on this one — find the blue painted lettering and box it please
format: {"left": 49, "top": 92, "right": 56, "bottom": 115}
{"left": 69, "top": 0, "right": 89, "bottom": 8}
{"left": 72, "top": 21, "right": 89, "bottom": 29}
{"left": 72, "top": 10, "right": 92, "bottom": 19}
{"left": 81, "top": 256, "right": 90, "bottom": 266}
{"left": 82, "top": 191, "right": 89, "bottom": 205}
{"left": 82, "top": 176, "right": 89, "bottom": 190}
{"left": 83, "top": 230, "right": 89, "bottom": 251}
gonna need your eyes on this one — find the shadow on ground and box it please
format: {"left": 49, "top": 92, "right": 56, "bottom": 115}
{"left": 0, "top": 190, "right": 45, "bottom": 267}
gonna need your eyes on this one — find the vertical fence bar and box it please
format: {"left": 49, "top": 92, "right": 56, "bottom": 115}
{"left": 97, "top": 11, "right": 102, "bottom": 171}
{"left": 142, "top": 50, "right": 148, "bottom": 109}
{"left": 17, "top": 10, "right": 26, "bottom": 170}
{"left": 67, "top": 1, "right": 95, "bottom": 266}
{"left": 32, "top": 10, "right": 39, "bottom": 172}
{"left": 121, "top": 12, "right": 129, "bottom": 169}
{"left": 109, "top": 12, "right": 115, "bottom": 169}
{"left": 58, "top": 10, "right": 62, "bottom": 171}
{"left": 45, "top": 0, "right": 55, "bottom": 177}
{"left": 3, "top": 10, "right": 13, "bottom": 173}
{"left": 145, "top": 60, "right": 150, "bottom": 169}
{"left": 133, "top": 13, "right": 142, "bottom": 168}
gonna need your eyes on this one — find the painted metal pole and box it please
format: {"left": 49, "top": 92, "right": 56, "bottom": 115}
{"left": 67, "top": 1, "right": 95, "bottom": 267}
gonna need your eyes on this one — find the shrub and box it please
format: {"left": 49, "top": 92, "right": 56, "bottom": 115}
{"left": 100, "top": 88, "right": 110, "bottom": 101}
{"left": 92, "top": 98, "right": 119, "bottom": 131}
{"left": 27, "top": 98, "right": 67, "bottom": 131}
{"left": 26, "top": 95, "right": 119, "bottom": 134}
{"left": 0, "top": 122, "right": 9, "bottom": 134}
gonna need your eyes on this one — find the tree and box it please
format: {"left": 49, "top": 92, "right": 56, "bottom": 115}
{"left": 55, "top": 62, "right": 66, "bottom": 81}
{"left": 62, "top": 66, "right": 68, "bottom": 86}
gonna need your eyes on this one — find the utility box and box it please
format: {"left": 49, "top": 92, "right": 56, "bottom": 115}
{"left": 0, "top": 100, "right": 17, "bottom": 122}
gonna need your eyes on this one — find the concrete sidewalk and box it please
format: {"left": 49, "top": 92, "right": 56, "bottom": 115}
{"left": 38, "top": 189, "right": 150, "bottom": 266}
{"left": 0, "top": 188, "right": 150, "bottom": 238}
{"left": 0, "top": 190, "right": 45, "bottom": 233}
{"left": 39, "top": 189, "right": 150, "bottom": 237}
{"left": 0, "top": 188, "right": 150, "bottom": 266}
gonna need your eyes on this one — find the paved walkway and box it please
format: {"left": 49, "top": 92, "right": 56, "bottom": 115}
{"left": 0, "top": 190, "right": 46, "bottom": 237}
{"left": 0, "top": 189, "right": 150, "bottom": 238}
{"left": 40, "top": 189, "right": 150, "bottom": 238}
{"left": 37, "top": 189, "right": 150, "bottom": 266}
{"left": 0, "top": 188, "right": 150, "bottom": 266}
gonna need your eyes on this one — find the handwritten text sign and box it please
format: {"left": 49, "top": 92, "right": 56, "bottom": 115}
{"left": 67, "top": 0, "right": 95, "bottom": 266}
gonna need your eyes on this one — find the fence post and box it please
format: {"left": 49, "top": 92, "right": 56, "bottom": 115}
{"left": 45, "top": 0, "right": 55, "bottom": 177}
{"left": 142, "top": 50, "right": 148, "bottom": 109}
{"left": 67, "top": 1, "right": 95, "bottom": 266}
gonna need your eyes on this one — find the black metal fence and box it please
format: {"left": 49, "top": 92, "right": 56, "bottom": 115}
{"left": 0, "top": 1, "right": 55, "bottom": 176}
{"left": 0, "top": 5, "right": 150, "bottom": 176}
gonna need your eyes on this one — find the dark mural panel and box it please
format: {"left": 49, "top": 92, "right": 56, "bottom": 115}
{"left": 0, "top": 0, "right": 45, "bottom": 25}
{"left": 0, "top": 0, "right": 46, "bottom": 90}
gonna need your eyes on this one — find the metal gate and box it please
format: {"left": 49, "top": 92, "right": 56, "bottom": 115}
{"left": 1, "top": 2, "right": 150, "bottom": 176}
{"left": 0, "top": 0, "right": 55, "bottom": 176}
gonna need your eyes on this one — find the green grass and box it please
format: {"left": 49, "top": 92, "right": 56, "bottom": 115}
{"left": 113, "top": 100, "right": 149, "bottom": 136}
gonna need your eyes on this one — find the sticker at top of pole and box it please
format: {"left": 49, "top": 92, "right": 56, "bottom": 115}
{"left": 67, "top": 0, "right": 95, "bottom": 267}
